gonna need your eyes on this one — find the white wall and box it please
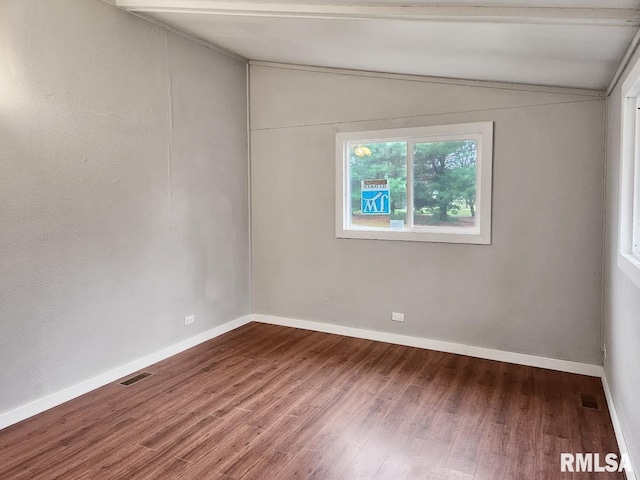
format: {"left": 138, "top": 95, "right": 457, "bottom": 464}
{"left": 604, "top": 51, "right": 640, "bottom": 472}
{"left": 250, "top": 63, "right": 605, "bottom": 365}
{"left": 0, "top": 0, "right": 250, "bottom": 415}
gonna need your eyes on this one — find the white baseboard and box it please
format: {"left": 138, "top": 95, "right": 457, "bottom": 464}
{"left": 252, "top": 313, "right": 604, "bottom": 377}
{"left": 601, "top": 372, "right": 637, "bottom": 480}
{"left": 0, "top": 314, "right": 252, "bottom": 431}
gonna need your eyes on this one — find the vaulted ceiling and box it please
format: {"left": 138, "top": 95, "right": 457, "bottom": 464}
{"left": 116, "top": 0, "right": 640, "bottom": 91}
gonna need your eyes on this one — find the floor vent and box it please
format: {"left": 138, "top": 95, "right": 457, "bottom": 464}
{"left": 119, "top": 372, "right": 152, "bottom": 386}
{"left": 579, "top": 392, "right": 600, "bottom": 410}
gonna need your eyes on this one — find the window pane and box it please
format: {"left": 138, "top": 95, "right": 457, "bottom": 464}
{"left": 348, "top": 141, "right": 407, "bottom": 229}
{"left": 413, "top": 140, "right": 477, "bottom": 228}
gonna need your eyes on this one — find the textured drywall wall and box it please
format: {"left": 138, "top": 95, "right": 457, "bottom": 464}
{"left": 604, "top": 51, "right": 640, "bottom": 472}
{"left": 0, "top": 0, "right": 249, "bottom": 414}
{"left": 250, "top": 64, "right": 605, "bottom": 364}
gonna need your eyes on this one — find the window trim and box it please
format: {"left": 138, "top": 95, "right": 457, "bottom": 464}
{"left": 633, "top": 97, "right": 640, "bottom": 261}
{"left": 619, "top": 58, "right": 640, "bottom": 290}
{"left": 335, "top": 121, "right": 493, "bottom": 244}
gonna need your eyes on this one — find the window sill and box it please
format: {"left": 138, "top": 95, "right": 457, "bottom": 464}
{"left": 336, "top": 227, "right": 490, "bottom": 244}
{"left": 618, "top": 252, "right": 640, "bottom": 290}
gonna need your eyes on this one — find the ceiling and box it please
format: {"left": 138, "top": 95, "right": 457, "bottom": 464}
{"left": 117, "top": 0, "right": 640, "bottom": 90}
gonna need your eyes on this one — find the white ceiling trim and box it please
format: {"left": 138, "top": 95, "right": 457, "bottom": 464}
{"left": 116, "top": 1, "right": 640, "bottom": 27}
{"left": 608, "top": 28, "right": 640, "bottom": 95}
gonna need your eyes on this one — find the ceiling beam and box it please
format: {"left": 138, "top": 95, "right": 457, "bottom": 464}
{"left": 116, "top": 1, "right": 640, "bottom": 27}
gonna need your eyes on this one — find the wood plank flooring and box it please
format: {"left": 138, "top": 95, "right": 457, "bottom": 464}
{"left": 0, "top": 323, "right": 623, "bottom": 479}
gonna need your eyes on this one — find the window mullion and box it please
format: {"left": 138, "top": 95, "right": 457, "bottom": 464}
{"left": 633, "top": 97, "right": 640, "bottom": 258}
{"left": 345, "top": 142, "right": 351, "bottom": 230}
{"left": 407, "top": 140, "right": 414, "bottom": 229}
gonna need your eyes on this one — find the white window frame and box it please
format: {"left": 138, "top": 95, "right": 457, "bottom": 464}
{"left": 618, "top": 57, "right": 640, "bottom": 290}
{"left": 335, "top": 121, "right": 493, "bottom": 244}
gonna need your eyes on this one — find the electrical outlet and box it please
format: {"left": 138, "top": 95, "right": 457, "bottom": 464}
{"left": 392, "top": 312, "right": 404, "bottom": 322}
{"left": 184, "top": 315, "right": 195, "bottom": 326}
{"left": 603, "top": 344, "right": 607, "bottom": 359}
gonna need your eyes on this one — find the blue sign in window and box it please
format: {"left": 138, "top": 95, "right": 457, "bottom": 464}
{"left": 361, "top": 180, "right": 390, "bottom": 215}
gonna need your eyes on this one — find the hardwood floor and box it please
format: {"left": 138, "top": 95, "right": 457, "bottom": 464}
{"left": 0, "top": 323, "right": 623, "bottom": 479}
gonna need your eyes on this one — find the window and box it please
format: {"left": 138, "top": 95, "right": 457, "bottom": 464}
{"left": 618, "top": 58, "right": 640, "bottom": 290}
{"left": 335, "top": 122, "right": 493, "bottom": 244}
